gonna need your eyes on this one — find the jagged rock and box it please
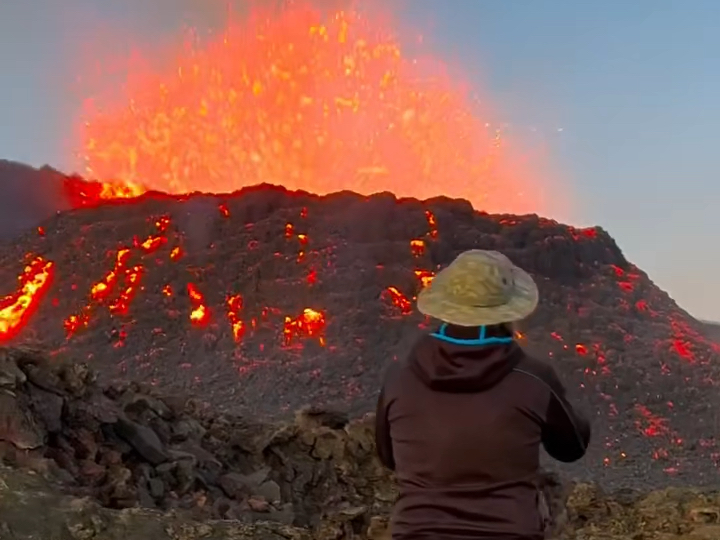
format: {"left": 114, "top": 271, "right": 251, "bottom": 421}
{"left": 1, "top": 347, "right": 720, "bottom": 538}
{"left": 0, "top": 391, "right": 44, "bottom": 449}
{"left": 0, "top": 353, "right": 26, "bottom": 388}
{"left": 122, "top": 393, "right": 173, "bottom": 420}
{"left": 27, "top": 384, "right": 64, "bottom": 433}
{"left": 0, "top": 464, "right": 311, "bottom": 540}
{"left": 170, "top": 418, "right": 206, "bottom": 442}
{"left": 114, "top": 417, "right": 169, "bottom": 465}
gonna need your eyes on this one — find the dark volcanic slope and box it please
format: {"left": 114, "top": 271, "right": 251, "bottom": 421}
{"left": 1, "top": 185, "right": 719, "bottom": 490}
{"left": 0, "top": 160, "right": 73, "bottom": 239}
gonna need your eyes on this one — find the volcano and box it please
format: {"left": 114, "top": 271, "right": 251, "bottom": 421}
{"left": 0, "top": 163, "right": 719, "bottom": 492}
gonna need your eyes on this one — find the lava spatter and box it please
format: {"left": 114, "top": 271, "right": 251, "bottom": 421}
{"left": 188, "top": 283, "right": 211, "bottom": 327}
{"left": 283, "top": 308, "right": 326, "bottom": 347}
{"left": 74, "top": 3, "right": 553, "bottom": 216}
{"left": 226, "top": 294, "right": 245, "bottom": 342}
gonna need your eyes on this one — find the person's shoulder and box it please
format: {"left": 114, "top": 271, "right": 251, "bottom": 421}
{"left": 512, "top": 350, "right": 564, "bottom": 395}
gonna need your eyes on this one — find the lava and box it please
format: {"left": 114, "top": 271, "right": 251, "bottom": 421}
{"left": 283, "top": 308, "right": 327, "bottom": 346}
{"left": 0, "top": 256, "right": 55, "bottom": 342}
{"left": 188, "top": 283, "right": 211, "bottom": 326}
{"left": 108, "top": 265, "right": 144, "bottom": 316}
{"left": 64, "top": 218, "right": 173, "bottom": 336}
{"left": 383, "top": 286, "right": 412, "bottom": 315}
{"left": 226, "top": 294, "right": 245, "bottom": 342}
{"left": 410, "top": 239, "right": 425, "bottom": 257}
{"left": 75, "top": 3, "right": 551, "bottom": 215}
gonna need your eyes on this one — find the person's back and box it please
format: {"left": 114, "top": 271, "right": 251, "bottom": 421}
{"left": 375, "top": 250, "right": 591, "bottom": 540}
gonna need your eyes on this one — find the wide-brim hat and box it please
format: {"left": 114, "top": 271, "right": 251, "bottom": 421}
{"left": 416, "top": 249, "right": 538, "bottom": 326}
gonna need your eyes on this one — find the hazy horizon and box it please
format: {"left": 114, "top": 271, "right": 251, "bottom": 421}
{"left": 1, "top": 0, "right": 718, "bottom": 319}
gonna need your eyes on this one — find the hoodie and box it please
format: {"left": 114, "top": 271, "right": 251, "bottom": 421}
{"left": 375, "top": 331, "right": 591, "bottom": 540}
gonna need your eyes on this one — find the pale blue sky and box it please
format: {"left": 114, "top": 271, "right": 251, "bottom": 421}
{"left": 1, "top": 1, "right": 718, "bottom": 319}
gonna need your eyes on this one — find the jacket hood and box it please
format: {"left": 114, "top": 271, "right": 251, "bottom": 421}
{"left": 409, "top": 334, "right": 523, "bottom": 392}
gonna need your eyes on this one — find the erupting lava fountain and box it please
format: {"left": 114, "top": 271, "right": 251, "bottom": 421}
{"left": 73, "top": 2, "right": 566, "bottom": 216}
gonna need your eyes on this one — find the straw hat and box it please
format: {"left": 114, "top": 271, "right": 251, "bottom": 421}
{"left": 416, "top": 249, "right": 538, "bottom": 326}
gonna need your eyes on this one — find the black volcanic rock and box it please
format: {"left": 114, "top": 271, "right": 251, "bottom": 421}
{"left": 0, "top": 180, "right": 718, "bottom": 492}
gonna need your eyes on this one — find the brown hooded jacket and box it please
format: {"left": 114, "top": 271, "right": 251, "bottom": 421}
{"left": 375, "top": 330, "right": 591, "bottom": 539}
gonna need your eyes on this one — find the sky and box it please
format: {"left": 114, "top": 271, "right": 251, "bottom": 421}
{"left": 1, "top": 0, "right": 718, "bottom": 319}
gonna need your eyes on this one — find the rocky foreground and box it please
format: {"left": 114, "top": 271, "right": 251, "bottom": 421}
{"left": 1, "top": 347, "right": 720, "bottom": 539}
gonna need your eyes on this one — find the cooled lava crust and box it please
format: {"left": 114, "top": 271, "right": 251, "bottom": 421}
{"left": 0, "top": 174, "right": 719, "bottom": 490}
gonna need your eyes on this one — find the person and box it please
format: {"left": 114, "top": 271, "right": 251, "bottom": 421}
{"left": 375, "top": 249, "right": 591, "bottom": 540}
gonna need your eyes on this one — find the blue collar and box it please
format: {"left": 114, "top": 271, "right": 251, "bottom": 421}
{"left": 430, "top": 323, "right": 514, "bottom": 346}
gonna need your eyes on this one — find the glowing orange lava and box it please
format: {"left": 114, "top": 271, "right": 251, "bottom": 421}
{"left": 0, "top": 256, "right": 54, "bottom": 342}
{"left": 383, "top": 286, "right": 412, "bottom": 315}
{"left": 284, "top": 308, "right": 326, "bottom": 346}
{"left": 76, "top": 3, "right": 553, "bottom": 215}
{"left": 226, "top": 294, "right": 245, "bottom": 342}
{"left": 188, "top": 283, "right": 211, "bottom": 326}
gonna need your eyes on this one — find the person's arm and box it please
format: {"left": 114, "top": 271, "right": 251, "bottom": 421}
{"left": 374, "top": 386, "right": 396, "bottom": 470}
{"left": 540, "top": 366, "right": 591, "bottom": 463}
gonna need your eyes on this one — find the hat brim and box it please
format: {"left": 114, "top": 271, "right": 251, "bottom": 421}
{"left": 416, "top": 265, "right": 539, "bottom": 326}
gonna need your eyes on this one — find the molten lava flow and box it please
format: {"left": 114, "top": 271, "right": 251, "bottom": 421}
{"left": 108, "top": 266, "right": 144, "bottom": 316}
{"left": 0, "top": 256, "right": 55, "bottom": 342}
{"left": 64, "top": 218, "right": 174, "bottom": 336}
{"left": 283, "top": 308, "right": 326, "bottom": 347}
{"left": 75, "top": 3, "right": 551, "bottom": 215}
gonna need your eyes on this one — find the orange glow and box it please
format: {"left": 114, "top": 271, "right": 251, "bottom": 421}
{"left": 64, "top": 313, "right": 90, "bottom": 335}
{"left": 108, "top": 266, "right": 144, "bottom": 315}
{"left": 155, "top": 215, "right": 171, "bottom": 232}
{"left": 410, "top": 239, "right": 425, "bottom": 257}
{"left": 414, "top": 269, "right": 435, "bottom": 288}
{"left": 226, "top": 293, "right": 245, "bottom": 341}
{"left": 66, "top": 248, "right": 134, "bottom": 334}
{"left": 138, "top": 234, "right": 167, "bottom": 253}
{"left": 425, "top": 210, "right": 438, "bottom": 238}
{"left": 0, "top": 256, "right": 54, "bottom": 342}
{"left": 188, "top": 283, "right": 211, "bottom": 326}
{"left": 75, "top": 3, "right": 554, "bottom": 216}
{"left": 383, "top": 286, "right": 412, "bottom": 315}
{"left": 90, "top": 248, "right": 130, "bottom": 301}
{"left": 283, "top": 308, "right": 326, "bottom": 346}
{"left": 635, "top": 404, "right": 671, "bottom": 438}
{"left": 170, "top": 246, "right": 183, "bottom": 261}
